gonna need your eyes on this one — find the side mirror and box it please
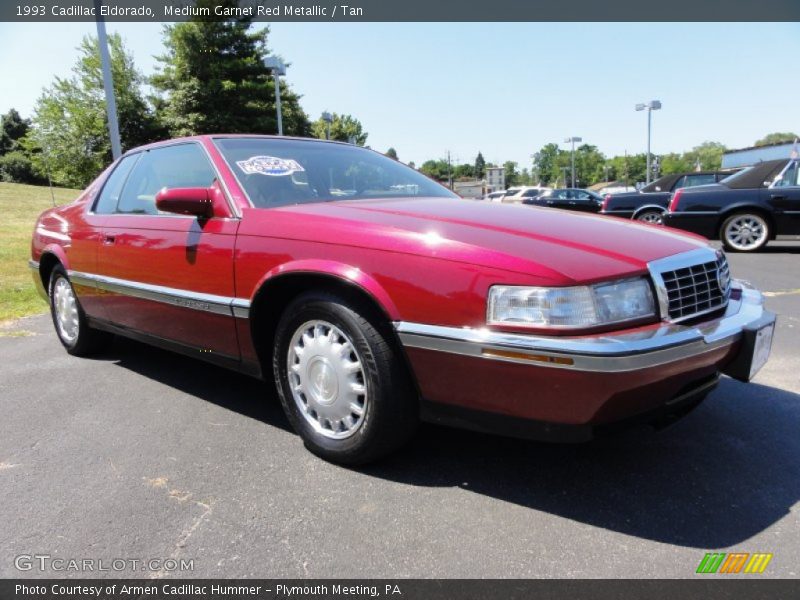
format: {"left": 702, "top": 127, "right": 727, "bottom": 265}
{"left": 155, "top": 187, "right": 214, "bottom": 218}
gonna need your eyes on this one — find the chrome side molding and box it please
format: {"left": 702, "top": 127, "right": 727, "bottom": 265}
{"left": 67, "top": 270, "right": 251, "bottom": 319}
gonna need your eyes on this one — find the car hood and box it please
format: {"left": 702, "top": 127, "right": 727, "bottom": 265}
{"left": 244, "top": 197, "right": 709, "bottom": 284}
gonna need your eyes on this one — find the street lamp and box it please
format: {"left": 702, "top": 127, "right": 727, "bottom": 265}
{"left": 635, "top": 100, "right": 661, "bottom": 185}
{"left": 264, "top": 56, "right": 286, "bottom": 135}
{"left": 321, "top": 111, "right": 333, "bottom": 140}
{"left": 94, "top": 0, "right": 122, "bottom": 159}
{"left": 564, "top": 136, "right": 582, "bottom": 188}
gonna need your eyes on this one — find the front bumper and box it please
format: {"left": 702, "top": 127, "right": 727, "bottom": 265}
{"left": 395, "top": 282, "right": 774, "bottom": 439}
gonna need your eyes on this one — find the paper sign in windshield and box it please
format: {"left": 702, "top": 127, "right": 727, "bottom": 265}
{"left": 236, "top": 155, "right": 305, "bottom": 177}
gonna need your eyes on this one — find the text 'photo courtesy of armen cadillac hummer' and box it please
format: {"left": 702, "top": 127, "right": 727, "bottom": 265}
{"left": 30, "top": 136, "right": 776, "bottom": 464}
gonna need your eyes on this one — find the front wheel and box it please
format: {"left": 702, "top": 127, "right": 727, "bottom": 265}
{"left": 720, "top": 213, "right": 770, "bottom": 252}
{"left": 635, "top": 209, "right": 664, "bottom": 225}
{"left": 273, "top": 292, "right": 417, "bottom": 465}
{"left": 48, "top": 265, "right": 113, "bottom": 356}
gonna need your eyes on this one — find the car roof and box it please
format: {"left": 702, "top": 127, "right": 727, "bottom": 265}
{"left": 121, "top": 134, "right": 354, "bottom": 157}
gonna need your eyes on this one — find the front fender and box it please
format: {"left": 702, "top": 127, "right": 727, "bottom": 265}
{"left": 249, "top": 259, "right": 401, "bottom": 320}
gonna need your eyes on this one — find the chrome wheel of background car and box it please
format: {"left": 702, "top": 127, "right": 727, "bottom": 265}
{"left": 53, "top": 277, "right": 79, "bottom": 343}
{"left": 636, "top": 210, "right": 664, "bottom": 225}
{"left": 287, "top": 320, "right": 368, "bottom": 440}
{"left": 724, "top": 214, "right": 768, "bottom": 251}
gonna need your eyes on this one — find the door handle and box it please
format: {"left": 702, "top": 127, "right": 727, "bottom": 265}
{"left": 102, "top": 235, "right": 116, "bottom": 245}
{"left": 770, "top": 194, "right": 787, "bottom": 201}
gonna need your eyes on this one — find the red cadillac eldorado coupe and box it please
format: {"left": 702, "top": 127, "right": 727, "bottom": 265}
{"left": 30, "top": 136, "right": 775, "bottom": 464}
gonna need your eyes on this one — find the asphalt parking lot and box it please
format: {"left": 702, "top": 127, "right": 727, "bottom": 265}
{"left": 1, "top": 243, "right": 798, "bottom": 579}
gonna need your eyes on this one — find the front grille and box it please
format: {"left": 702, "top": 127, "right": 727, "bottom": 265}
{"left": 660, "top": 253, "right": 731, "bottom": 321}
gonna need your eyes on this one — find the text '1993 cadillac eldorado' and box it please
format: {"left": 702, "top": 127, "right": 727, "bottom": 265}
{"left": 30, "top": 136, "right": 776, "bottom": 464}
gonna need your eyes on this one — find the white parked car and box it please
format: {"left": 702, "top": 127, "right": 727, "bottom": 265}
{"left": 502, "top": 186, "right": 552, "bottom": 203}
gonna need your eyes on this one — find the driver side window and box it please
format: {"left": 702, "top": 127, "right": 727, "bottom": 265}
{"left": 116, "top": 143, "right": 217, "bottom": 215}
{"left": 774, "top": 161, "right": 799, "bottom": 188}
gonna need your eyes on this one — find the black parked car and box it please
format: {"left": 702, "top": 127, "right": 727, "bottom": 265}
{"left": 601, "top": 170, "right": 733, "bottom": 224}
{"left": 523, "top": 188, "right": 604, "bottom": 213}
{"left": 663, "top": 158, "right": 799, "bottom": 252}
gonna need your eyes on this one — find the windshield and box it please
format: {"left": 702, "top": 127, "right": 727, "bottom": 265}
{"left": 213, "top": 137, "right": 456, "bottom": 208}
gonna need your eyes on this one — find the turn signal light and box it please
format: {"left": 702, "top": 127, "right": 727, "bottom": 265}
{"left": 601, "top": 194, "right": 611, "bottom": 211}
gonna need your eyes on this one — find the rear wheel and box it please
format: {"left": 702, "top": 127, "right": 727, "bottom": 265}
{"left": 720, "top": 213, "right": 770, "bottom": 252}
{"left": 635, "top": 209, "right": 664, "bottom": 225}
{"left": 273, "top": 292, "right": 417, "bottom": 465}
{"left": 48, "top": 265, "right": 113, "bottom": 356}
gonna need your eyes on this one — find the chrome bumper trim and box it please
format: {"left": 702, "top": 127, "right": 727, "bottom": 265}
{"left": 67, "top": 270, "right": 251, "bottom": 319}
{"left": 29, "top": 259, "right": 40, "bottom": 270}
{"left": 395, "top": 282, "right": 767, "bottom": 372}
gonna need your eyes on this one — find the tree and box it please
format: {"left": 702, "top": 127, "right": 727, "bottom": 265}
{"left": 26, "top": 34, "right": 161, "bottom": 187}
{"left": 0, "top": 151, "right": 42, "bottom": 184}
{"left": 683, "top": 141, "right": 727, "bottom": 171}
{"left": 310, "top": 113, "right": 367, "bottom": 145}
{"left": 385, "top": 147, "right": 398, "bottom": 160}
{"left": 754, "top": 132, "right": 798, "bottom": 147}
{"left": 453, "top": 163, "right": 475, "bottom": 180}
{"left": 532, "top": 143, "right": 562, "bottom": 186}
{"left": 474, "top": 151, "right": 486, "bottom": 179}
{"left": 152, "top": 2, "right": 309, "bottom": 137}
{"left": 573, "top": 144, "right": 606, "bottom": 187}
{"left": 0, "top": 109, "right": 30, "bottom": 155}
{"left": 420, "top": 159, "right": 450, "bottom": 182}
{"left": 503, "top": 161, "right": 519, "bottom": 188}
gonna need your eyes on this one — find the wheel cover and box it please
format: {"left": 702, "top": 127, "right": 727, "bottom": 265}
{"left": 53, "top": 277, "right": 79, "bottom": 343}
{"left": 637, "top": 211, "right": 663, "bottom": 224}
{"left": 287, "top": 320, "right": 368, "bottom": 440}
{"left": 725, "top": 215, "right": 767, "bottom": 250}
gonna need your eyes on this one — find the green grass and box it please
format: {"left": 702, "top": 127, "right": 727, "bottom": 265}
{"left": 0, "top": 182, "right": 81, "bottom": 322}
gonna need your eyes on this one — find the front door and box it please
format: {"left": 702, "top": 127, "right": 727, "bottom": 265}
{"left": 95, "top": 142, "right": 240, "bottom": 360}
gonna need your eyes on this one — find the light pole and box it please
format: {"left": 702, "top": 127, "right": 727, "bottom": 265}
{"left": 564, "top": 136, "right": 582, "bottom": 188}
{"left": 37, "top": 128, "right": 56, "bottom": 207}
{"left": 321, "top": 111, "right": 333, "bottom": 140}
{"left": 635, "top": 100, "right": 661, "bottom": 185}
{"left": 94, "top": 0, "right": 121, "bottom": 159}
{"left": 264, "top": 56, "right": 286, "bottom": 135}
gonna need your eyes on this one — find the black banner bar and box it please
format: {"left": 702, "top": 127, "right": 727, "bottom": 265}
{"left": 2, "top": 580, "right": 800, "bottom": 600}
{"left": 2, "top": 0, "right": 800, "bottom": 22}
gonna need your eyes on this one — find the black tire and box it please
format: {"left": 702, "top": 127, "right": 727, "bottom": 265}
{"left": 48, "top": 265, "right": 113, "bottom": 356}
{"left": 272, "top": 291, "right": 417, "bottom": 465}
{"left": 635, "top": 209, "right": 664, "bottom": 225}
{"left": 720, "top": 212, "right": 770, "bottom": 252}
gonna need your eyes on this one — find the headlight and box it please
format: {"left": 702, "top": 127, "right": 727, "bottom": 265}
{"left": 488, "top": 278, "right": 655, "bottom": 329}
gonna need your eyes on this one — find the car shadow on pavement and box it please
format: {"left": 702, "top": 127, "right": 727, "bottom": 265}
{"left": 95, "top": 336, "right": 292, "bottom": 433}
{"left": 362, "top": 377, "right": 800, "bottom": 549}
{"left": 96, "top": 336, "right": 797, "bottom": 549}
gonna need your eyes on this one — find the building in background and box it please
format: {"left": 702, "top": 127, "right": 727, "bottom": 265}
{"left": 722, "top": 141, "right": 796, "bottom": 169}
{"left": 453, "top": 180, "right": 484, "bottom": 199}
{"left": 485, "top": 166, "right": 505, "bottom": 192}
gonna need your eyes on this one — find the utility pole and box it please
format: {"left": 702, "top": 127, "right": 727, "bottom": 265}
{"left": 564, "top": 136, "right": 582, "bottom": 188}
{"left": 94, "top": 0, "right": 122, "bottom": 160}
{"left": 446, "top": 151, "right": 452, "bottom": 190}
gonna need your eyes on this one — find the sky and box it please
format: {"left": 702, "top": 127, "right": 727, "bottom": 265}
{"left": 0, "top": 22, "right": 798, "bottom": 169}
